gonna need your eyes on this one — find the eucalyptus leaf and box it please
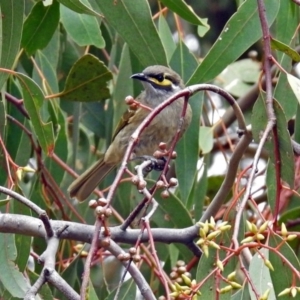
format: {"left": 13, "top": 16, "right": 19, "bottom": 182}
{"left": 17, "top": 73, "right": 55, "bottom": 155}
{"left": 95, "top": 0, "right": 167, "bottom": 67}
{"left": 21, "top": 0, "right": 59, "bottom": 55}
{"left": 59, "top": 54, "right": 112, "bottom": 102}
{"left": 0, "top": 0, "right": 24, "bottom": 89}
{"left": 188, "top": 0, "right": 279, "bottom": 84}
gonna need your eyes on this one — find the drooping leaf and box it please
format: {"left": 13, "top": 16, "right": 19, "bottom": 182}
{"left": 273, "top": 0, "right": 298, "bottom": 120}
{"left": 16, "top": 73, "right": 55, "bottom": 156}
{"left": 0, "top": 0, "right": 24, "bottom": 90}
{"left": 269, "top": 234, "right": 300, "bottom": 299}
{"left": 59, "top": 54, "right": 112, "bottom": 102}
{"left": 217, "top": 58, "right": 260, "bottom": 97}
{"left": 170, "top": 42, "right": 200, "bottom": 203}
{"left": 106, "top": 279, "right": 136, "bottom": 300}
{"left": 160, "top": 0, "right": 210, "bottom": 29}
{"left": 188, "top": 0, "right": 279, "bottom": 84}
{"left": 252, "top": 94, "right": 295, "bottom": 211}
{"left": 199, "top": 126, "right": 214, "bottom": 155}
{"left": 271, "top": 38, "right": 300, "bottom": 62}
{"left": 248, "top": 248, "right": 276, "bottom": 299}
{"left": 287, "top": 74, "right": 300, "bottom": 104}
{"left": 112, "top": 44, "right": 133, "bottom": 133}
{"left": 153, "top": 191, "right": 193, "bottom": 229}
{"left": 58, "top": 0, "right": 100, "bottom": 16}
{"left": 94, "top": 0, "right": 167, "bottom": 68}
{"left": 0, "top": 233, "right": 30, "bottom": 298}
{"left": 60, "top": 2, "right": 105, "bottom": 48}
{"left": 158, "top": 16, "right": 176, "bottom": 62}
{"left": 21, "top": 0, "right": 60, "bottom": 56}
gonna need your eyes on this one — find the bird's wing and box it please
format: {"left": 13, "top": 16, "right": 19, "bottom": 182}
{"left": 111, "top": 108, "right": 137, "bottom": 142}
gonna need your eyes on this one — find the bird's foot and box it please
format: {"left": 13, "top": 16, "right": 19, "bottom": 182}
{"left": 132, "top": 155, "right": 167, "bottom": 176}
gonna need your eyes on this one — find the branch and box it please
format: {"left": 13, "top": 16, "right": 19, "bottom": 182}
{"left": 0, "top": 214, "right": 201, "bottom": 256}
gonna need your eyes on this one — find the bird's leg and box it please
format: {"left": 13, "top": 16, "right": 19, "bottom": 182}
{"left": 132, "top": 155, "right": 167, "bottom": 176}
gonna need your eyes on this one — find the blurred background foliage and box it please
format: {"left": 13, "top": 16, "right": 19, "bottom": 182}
{"left": 1, "top": 0, "right": 300, "bottom": 299}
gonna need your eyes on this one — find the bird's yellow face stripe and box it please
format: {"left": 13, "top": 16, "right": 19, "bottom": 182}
{"left": 147, "top": 73, "right": 173, "bottom": 87}
{"left": 148, "top": 77, "right": 172, "bottom": 86}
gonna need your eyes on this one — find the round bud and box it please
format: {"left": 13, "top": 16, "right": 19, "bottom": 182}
{"left": 129, "top": 247, "right": 137, "bottom": 255}
{"left": 129, "top": 103, "right": 138, "bottom": 110}
{"left": 125, "top": 96, "right": 135, "bottom": 105}
{"left": 176, "top": 260, "right": 186, "bottom": 267}
{"left": 161, "top": 190, "right": 170, "bottom": 199}
{"left": 158, "top": 296, "right": 166, "bottom": 300}
{"left": 159, "top": 142, "right": 167, "bottom": 150}
{"left": 169, "top": 178, "right": 178, "bottom": 187}
{"left": 123, "top": 253, "right": 131, "bottom": 261}
{"left": 170, "top": 271, "right": 178, "bottom": 279}
{"left": 118, "top": 253, "right": 125, "bottom": 261}
{"left": 177, "top": 266, "right": 187, "bottom": 274}
{"left": 95, "top": 206, "right": 105, "bottom": 216}
{"left": 175, "top": 277, "right": 183, "bottom": 284}
{"left": 132, "top": 254, "right": 141, "bottom": 262}
{"left": 105, "top": 208, "right": 112, "bottom": 217}
{"left": 153, "top": 150, "right": 164, "bottom": 158}
{"left": 98, "top": 197, "right": 108, "bottom": 207}
{"left": 171, "top": 151, "right": 177, "bottom": 159}
{"left": 156, "top": 180, "right": 165, "bottom": 189}
{"left": 184, "top": 272, "right": 192, "bottom": 278}
{"left": 88, "top": 199, "right": 98, "bottom": 208}
{"left": 248, "top": 50, "right": 258, "bottom": 60}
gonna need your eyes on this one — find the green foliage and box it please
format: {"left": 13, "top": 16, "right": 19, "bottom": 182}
{"left": 1, "top": 0, "right": 300, "bottom": 299}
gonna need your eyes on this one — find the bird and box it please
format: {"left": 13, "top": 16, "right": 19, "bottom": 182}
{"left": 68, "top": 65, "right": 192, "bottom": 201}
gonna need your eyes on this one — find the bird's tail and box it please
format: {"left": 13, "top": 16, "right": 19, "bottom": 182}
{"left": 68, "top": 159, "right": 114, "bottom": 202}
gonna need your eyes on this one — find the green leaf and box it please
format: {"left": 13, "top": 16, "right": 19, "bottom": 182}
{"left": 106, "top": 279, "right": 136, "bottom": 300}
{"left": 87, "top": 279, "right": 99, "bottom": 300}
{"left": 59, "top": 54, "right": 112, "bottom": 102}
{"left": 170, "top": 42, "right": 200, "bottom": 203}
{"left": 273, "top": 1, "right": 298, "bottom": 120}
{"left": 33, "top": 50, "right": 59, "bottom": 94}
{"left": 16, "top": 73, "right": 55, "bottom": 156}
{"left": 153, "top": 192, "right": 193, "bottom": 228}
{"left": 248, "top": 248, "right": 276, "bottom": 299}
{"left": 58, "top": 0, "right": 100, "bottom": 16}
{"left": 60, "top": 2, "right": 105, "bottom": 48}
{"left": 252, "top": 95, "right": 294, "bottom": 190}
{"left": 21, "top": 0, "right": 60, "bottom": 56}
{"left": 274, "top": 1, "right": 298, "bottom": 63}
{"left": 81, "top": 102, "right": 106, "bottom": 138}
{"left": 158, "top": 16, "right": 176, "bottom": 62}
{"left": 95, "top": 0, "right": 167, "bottom": 68}
{"left": 231, "top": 284, "right": 251, "bottom": 300}
{"left": 45, "top": 106, "right": 68, "bottom": 184}
{"left": 216, "top": 58, "right": 260, "bottom": 97}
{"left": 160, "top": 0, "right": 210, "bottom": 28}
{"left": 112, "top": 44, "right": 133, "bottom": 133}
{"left": 188, "top": 0, "right": 280, "bottom": 84}
{"left": 269, "top": 234, "right": 300, "bottom": 299}
{"left": 0, "top": 233, "right": 29, "bottom": 298}
{"left": 0, "top": 0, "right": 24, "bottom": 90}
{"left": 271, "top": 37, "right": 300, "bottom": 62}
{"left": 287, "top": 74, "right": 300, "bottom": 104}
{"left": 0, "top": 94, "right": 6, "bottom": 138}
{"left": 199, "top": 126, "right": 213, "bottom": 154}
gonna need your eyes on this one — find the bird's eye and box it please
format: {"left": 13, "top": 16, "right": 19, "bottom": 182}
{"left": 156, "top": 74, "right": 164, "bottom": 82}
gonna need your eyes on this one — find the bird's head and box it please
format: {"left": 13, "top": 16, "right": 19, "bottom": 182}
{"left": 131, "top": 65, "right": 184, "bottom": 104}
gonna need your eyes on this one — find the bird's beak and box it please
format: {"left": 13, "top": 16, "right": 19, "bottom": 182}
{"left": 130, "top": 72, "right": 148, "bottom": 82}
